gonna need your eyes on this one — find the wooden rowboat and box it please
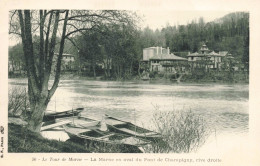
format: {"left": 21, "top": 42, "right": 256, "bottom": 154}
{"left": 43, "top": 108, "right": 84, "bottom": 122}
{"left": 63, "top": 125, "right": 150, "bottom": 152}
{"left": 41, "top": 115, "right": 100, "bottom": 131}
{"left": 104, "top": 114, "right": 161, "bottom": 141}
{"left": 56, "top": 115, "right": 101, "bottom": 128}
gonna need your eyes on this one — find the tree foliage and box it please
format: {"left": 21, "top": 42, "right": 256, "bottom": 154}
{"left": 9, "top": 10, "right": 138, "bottom": 132}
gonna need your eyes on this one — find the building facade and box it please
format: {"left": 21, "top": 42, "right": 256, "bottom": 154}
{"left": 53, "top": 53, "right": 76, "bottom": 71}
{"left": 187, "top": 44, "right": 228, "bottom": 70}
{"left": 142, "top": 46, "right": 188, "bottom": 73}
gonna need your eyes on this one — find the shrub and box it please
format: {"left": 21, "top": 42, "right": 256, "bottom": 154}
{"left": 144, "top": 110, "right": 209, "bottom": 153}
{"left": 149, "top": 71, "right": 158, "bottom": 78}
{"left": 8, "top": 86, "right": 30, "bottom": 119}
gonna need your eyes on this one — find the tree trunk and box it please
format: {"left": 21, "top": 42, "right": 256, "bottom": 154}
{"left": 27, "top": 98, "right": 48, "bottom": 132}
{"left": 19, "top": 61, "right": 21, "bottom": 75}
{"left": 12, "top": 60, "right": 15, "bottom": 73}
{"left": 138, "top": 61, "right": 141, "bottom": 77}
{"left": 17, "top": 10, "right": 68, "bottom": 132}
{"left": 92, "top": 62, "right": 96, "bottom": 78}
{"left": 107, "top": 57, "right": 111, "bottom": 77}
{"left": 104, "top": 63, "right": 108, "bottom": 78}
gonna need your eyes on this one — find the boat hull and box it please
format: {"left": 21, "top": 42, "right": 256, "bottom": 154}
{"left": 64, "top": 125, "right": 150, "bottom": 153}
{"left": 105, "top": 115, "right": 162, "bottom": 142}
{"left": 43, "top": 108, "right": 84, "bottom": 122}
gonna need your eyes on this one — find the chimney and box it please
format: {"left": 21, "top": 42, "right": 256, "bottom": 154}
{"left": 156, "top": 46, "right": 159, "bottom": 55}
{"left": 167, "top": 47, "right": 170, "bottom": 54}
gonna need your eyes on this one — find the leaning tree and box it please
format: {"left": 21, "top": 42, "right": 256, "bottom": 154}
{"left": 9, "top": 10, "right": 137, "bottom": 132}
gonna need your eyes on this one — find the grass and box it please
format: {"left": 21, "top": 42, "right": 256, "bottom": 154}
{"left": 8, "top": 124, "right": 90, "bottom": 153}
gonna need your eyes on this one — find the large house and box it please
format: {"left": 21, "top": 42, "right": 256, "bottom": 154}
{"left": 54, "top": 53, "right": 76, "bottom": 71}
{"left": 142, "top": 46, "right": 187, "bottom": 73}
{"left": 187, "top": 44, "right": 228, "bottom": 69}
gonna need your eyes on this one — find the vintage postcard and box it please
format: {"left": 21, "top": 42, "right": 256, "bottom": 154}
{"left": 0, "top": 0, "right": 260, "bottom": 165}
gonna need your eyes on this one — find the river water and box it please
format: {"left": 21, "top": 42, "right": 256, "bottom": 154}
{"left": 9, "top": 79, "right": 249, "bottom": 153}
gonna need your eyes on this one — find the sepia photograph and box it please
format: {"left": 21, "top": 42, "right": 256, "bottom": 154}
{"left": 1, "top": 0, "right": 260, "bottom": 165}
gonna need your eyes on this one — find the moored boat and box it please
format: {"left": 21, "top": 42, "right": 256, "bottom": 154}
{"left": 56, "top": 115, "right": 101, "bottom": 128}
{"left": 43, "top": 108, "right": 84, "bottom": 122}
{"left": 63, "top": 125, "right": 151, "bottom": 152}
{"left": 104, "top": 114, "right": 162, "bottom": 141}
{"left": 41, "top": 115, "right": 100, "bottom": 131}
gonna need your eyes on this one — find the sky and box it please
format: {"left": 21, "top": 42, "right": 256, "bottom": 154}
{"left": 139, "top": 10, "right": 232, "bottom": 30}
{"left": 9, "top": 10, "right": 232, "bottom": 46}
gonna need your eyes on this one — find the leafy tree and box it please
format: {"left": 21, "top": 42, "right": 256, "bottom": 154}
{"left": 9, "top": 10, "right": 136, "bottom": 132}
{"left": 78, "top": 31, "right": 104, "bottom": 77}
{"left": 242, "top": 27, "right": 249, "bottom": 71}
{"left": 8, "top": 43, "right": 24, "bottom": 74}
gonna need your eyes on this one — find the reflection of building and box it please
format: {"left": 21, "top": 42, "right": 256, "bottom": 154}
{"left": 142, "top": 46, "right": 187, "bottom": 73}
{"left": 187, "top": 44, "right": 228, "bottom": 69}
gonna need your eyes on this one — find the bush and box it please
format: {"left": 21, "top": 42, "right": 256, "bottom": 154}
{"left": 8, "top": 86, "right": 30, "bottom": 119}
{"left": 149, "top": 71, "right": 158, "bottom": 78}
{"left": 144, "top": 110, "right": 209, "bottom": 153}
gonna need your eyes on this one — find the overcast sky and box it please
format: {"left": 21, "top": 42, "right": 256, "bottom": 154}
{"left": 9, "top": 10, "right": 232, "bottom": 46}
{"left": 139, "top": 11, "right": 231, "bottom": 30}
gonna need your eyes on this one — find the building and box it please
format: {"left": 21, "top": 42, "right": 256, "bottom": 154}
{"left": 54, "top": 53, "right": 76, "bottom": 71}
{"left": 142, "top": 46, "right": 187, "bottom": 73}
{"left": 187, "top": 44, "right": 228, "bottom": 69}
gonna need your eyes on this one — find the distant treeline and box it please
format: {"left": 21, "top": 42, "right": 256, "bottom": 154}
{"left": 9, "top": 12, "right": 249, "bottom": 79}
{"left": 141, "top": 12, "right": 249, "bottom": 59}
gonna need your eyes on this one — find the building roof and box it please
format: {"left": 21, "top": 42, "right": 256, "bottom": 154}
{"left": 208, "top": 51, "right": 226, "bottom": 56}
{"left": 143, "top": 47, "right": 157, "bottom": 50}
{"left": 219, "top": 51, "right": 228, "bottom": 56}
{"left": 187, "top": 51, "right": 228, "bottom": 57}
{"left": 187, "top": 52, "right": 206, "bottom": 57}
{"left": 200, "top": 44, "right": 209, "bottom": 51}
{"left": 150, "top": 53, "right": 187, "bottom": 61}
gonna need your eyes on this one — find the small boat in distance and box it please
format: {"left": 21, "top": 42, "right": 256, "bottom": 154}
{"left": 43, "top": 108, "right": 84, "bottom": 122}
{"left": 104, "top": 114, "right": 162, "bottom": 142}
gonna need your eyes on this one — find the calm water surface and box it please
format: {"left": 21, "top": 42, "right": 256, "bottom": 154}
{"left": 9, "top": 79, "right": 249, "bottom": 153}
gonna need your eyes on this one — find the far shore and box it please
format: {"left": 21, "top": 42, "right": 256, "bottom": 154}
{"left": 8, "top": 72, "right": 249, "bottom": 85}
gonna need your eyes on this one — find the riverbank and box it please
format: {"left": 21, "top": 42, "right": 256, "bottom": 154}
{"left": 8, "top": 123, "right": 143, "bottom": 153}
{"left": 8, "top": 71, "right": 249, "bottom": 84}
{"left": 8, "top": 123, "right": 90, "bottom": 152}
{"left": 147, "top": 70, "right": 249, "bottom": 84}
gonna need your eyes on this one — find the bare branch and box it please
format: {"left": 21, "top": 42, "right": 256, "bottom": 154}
{"left": 9, "top": 31, "right": 21, "bottom": 36}
{"left": 65, "top": 26, "right": 95, "bottom": 38}
{"left": 49, "top": 10, "right": 69, "bottom": 98}
{"left": 44, "top": 11, "right": 54, "bottom": 67}
{"left": 42, "top": 10, "right": 60, "bottom": 92}
{"left": 65, "top": 36, "right": 80, "bottom": 49}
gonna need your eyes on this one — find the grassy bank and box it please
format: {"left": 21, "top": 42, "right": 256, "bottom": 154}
{"left": 8, "top": 123, "right": 142, "bottom": 153}
{"left": 8, "top": 124, "right": 90, "bottom": 153}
